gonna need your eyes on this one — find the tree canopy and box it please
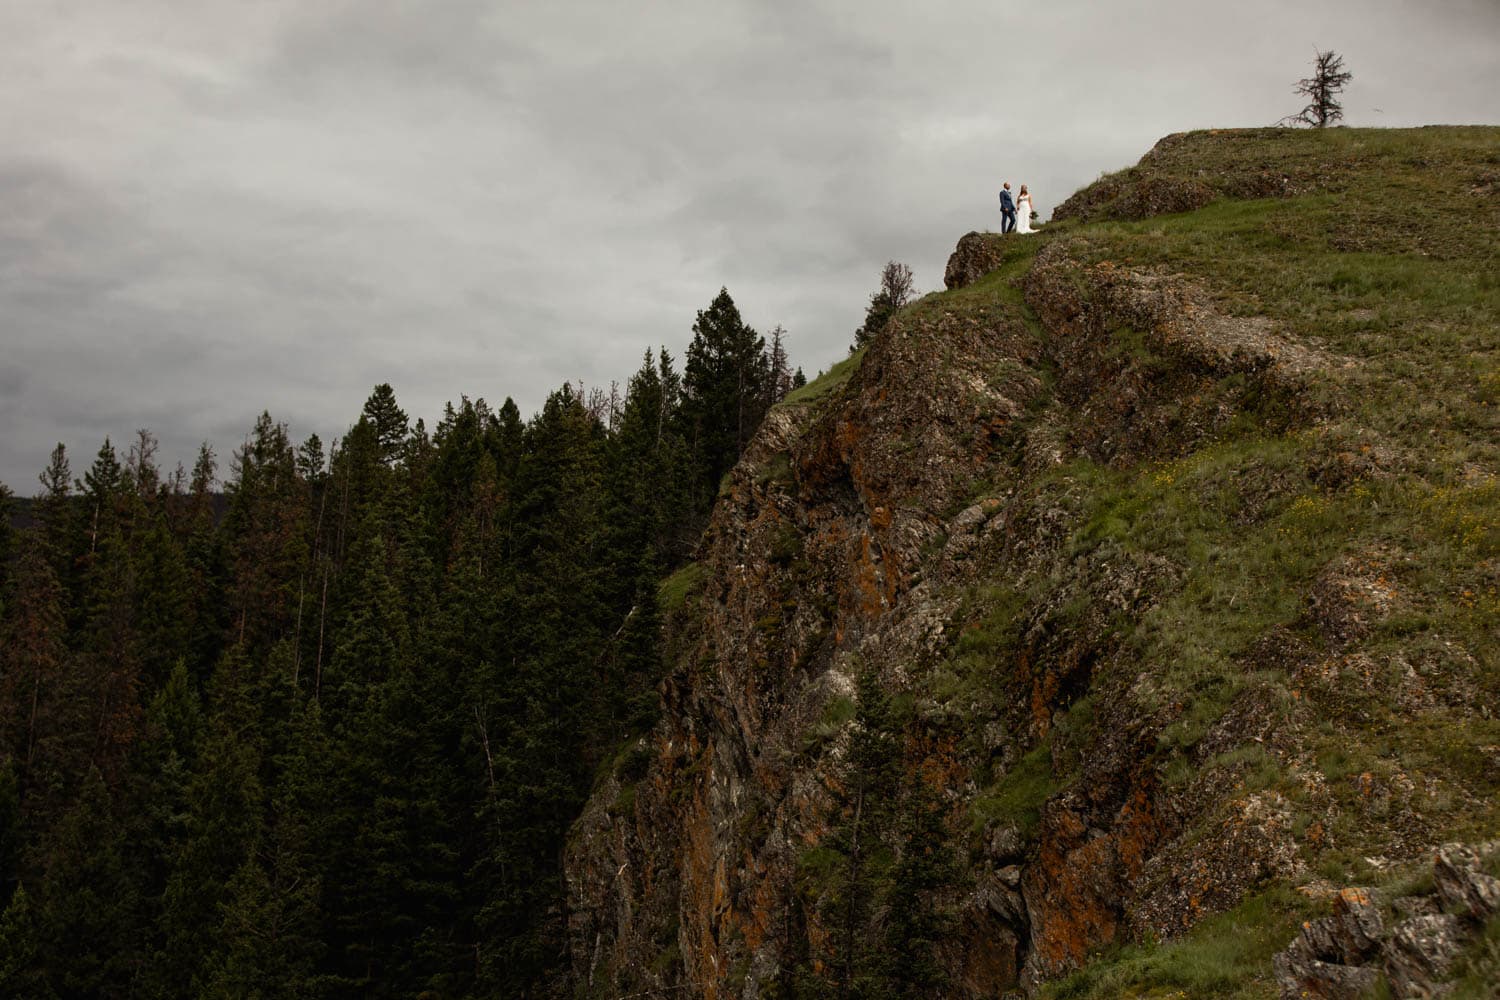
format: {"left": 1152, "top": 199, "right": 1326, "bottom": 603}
{"left": 0, "top": 289, "right": 798, "bottom": 998}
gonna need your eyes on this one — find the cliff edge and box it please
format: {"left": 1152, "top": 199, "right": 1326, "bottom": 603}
{"left": 564, "top": 127, "right": 1500, "bottom": 999}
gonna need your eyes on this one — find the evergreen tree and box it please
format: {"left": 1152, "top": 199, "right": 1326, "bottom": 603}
{"left": 796, "top": 667, "right": 902, "bottom": 999}
{"left": 297, "top": 433, "right": 325, "bottom": 483}
{"left": 838, "top": 667, "right": 901, "bottom": 998}
{"left": 203, "top": 696, "right": 328, "bottom": 998}
{"left": 683, "top": 288, "right": 769, "bottom": 503}
{"left": 78, "top": 438, "right": 124, "bottom": 562}
{"left": 611, "top": 554, "right": 665, "bottom": 734}
{"left": 0, "top": 883, "right": 53, "bottom": 999}
{"left": 30, "top": 768, "right": 146, "bottom": 998}
{"left": 494, "top": 397, "right": 526, "bottom": 484}
{"left": 322, "top": 524, "right": 409, "bottom": 711}
{"left": 607, "top": 350, "right": 694, "bottom": 588}
{"left": 203, "top": 851, "right": 322, "bottom": 1000}
{"left": 852, "top": 262, "right": 914, "bottom": 350}
{"left": 361, "top": 382, "right": 409, "bottom": 465}
{"left": 172, "top": 687, "right": 329, "bottom": 999}
{"left": 432, "top": 397, "right": 495, "bottom": 533}
{"left": 321, "top": 658, "right": 463, "bottom": 994}
{"left": 75, "top": 515, "right": 144, "bottom": 788}
{"left": 222, "top": 413, "right": 310, "bottom": 657}
{"left": 0, "top": 543, "right": 86, "bottom": 829}
{"left": 0, "top": 296, "right": 811, "bottom": 994}
{"left": 470, "top": 384, "right": 610, "bottom": 992}
{"left": 126, "top": 659, "right": 201, "bottom": 964}
{"left": 33, "top": 445, "right": 75, "bottom": 598}
{"left": 182, "top": 444, "right": 228, "bottom": 682}
{"left": 130, "top": 506, "right": 194, "bottom": 693}
{"left": 0, "top": 763, "right": 19, "bottom": 906}
{"left": 153, "top": 648, "right": 266, "bottom": 998}
{"left": 432, "top": 467, "right": 510, "bottom": 990}
{"left": 313, "top": 464, "right": 467, "bottom": 991}
{"left": 882, "top": 778, "right": 960, "bottom": 996}
{"left": 125, "top": 428, "right": 163, "bottom": 502}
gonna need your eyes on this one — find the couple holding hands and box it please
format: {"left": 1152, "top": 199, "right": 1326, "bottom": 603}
{"left": 998, "top": 182, "right": 1038, "bottom": 235}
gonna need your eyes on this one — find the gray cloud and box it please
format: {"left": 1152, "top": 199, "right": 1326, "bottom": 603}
{"left": 1, "top": 0, "right": 1497, "bottom": 487}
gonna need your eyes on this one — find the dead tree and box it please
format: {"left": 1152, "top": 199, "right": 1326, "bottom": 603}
{"left": 1282, "top": 49, "right": 1352, "bottom": 128}
{"left": 852, "top": 261, "right": 916, "bottom": 350}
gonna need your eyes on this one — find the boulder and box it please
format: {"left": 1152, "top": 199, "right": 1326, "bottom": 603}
{"left": 945, "top": 231, "right": 1007, "bottom": 289}
{"left": 1383, "top": 913, "right": 1463, "bottom": 998}
{"left": 1433, "top": 843, "right": 1500, "bottom": 921}
{"left": 1110, "top": 176, "right": 1216, "bottom": 220}
{"left": 1273, "top": 888, "right": 1384, "bottom": 1000}
{"left": 1272, "top": 942, "right": 1380, "bottom": 1000}
{"left": 1330, "top": 887, "right": 1385, "bottom": 962}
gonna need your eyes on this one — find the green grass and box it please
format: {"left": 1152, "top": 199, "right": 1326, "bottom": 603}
{"left": 777, "top": 226, "right": 1050, "bottom": 415}
{"left": 801, "top": 693, "right": 856, "bottom": 755}
{"left": 733, "top": 128, "right": 1498, "bottom": 996}
{"left": 970, "top": 742, "right": 1058, "bottom": 839}
{"left": 904, "top": 232, "right": 1051, "bottom": 324}
{"left": 927, "top": 584, "right": 1027, "bottom": 705}
{"left": 1006, "top": 128, "right": 1499, "bottom": 994}
{"left": 1044, "top": 885, "right": 1316, "bottom": 999}
{"left": 795, "top": 843, "right": 846, "bottom": 895}
{"left": 1452, "top": 914, "right": 1500, "bottom": 1000}
{"left": 609, "top": 783, "right": 637, "bottom": 817}
{"left": 851, "top": 127, "right": 1500, "bottom": 997}
{"left": 756, "top": 450, "right": 794, "bottom": 486}
{"left": 1042, "top": 874, "right": 1497, "bottom": 999}
{"left": 658, "top": 561, "right": 707, "bottom": 612}
{"left": 1043, "top": 436, "right": 1329, "bottom": 740}
{"left": 1051, "top": 132, "right": 1500, "bottom": 473}
{"left": 779, "top": 348, "right": 867, "bottom": 408}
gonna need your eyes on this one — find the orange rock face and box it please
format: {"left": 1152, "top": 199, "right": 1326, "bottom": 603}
{"left": 563, "top": 219, "right": 1340, "bottom": 998}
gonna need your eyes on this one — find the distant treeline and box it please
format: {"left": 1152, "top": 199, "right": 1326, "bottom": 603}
{"left": 0, "top": 289, "right": 800, "bottom": 997}
{"left": 5, "top": 494, "right": 225, "bottom": 539}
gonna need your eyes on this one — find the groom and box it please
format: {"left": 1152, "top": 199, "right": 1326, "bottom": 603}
{"left": 999, "top": 182, "right": 1016, "bottom": 234}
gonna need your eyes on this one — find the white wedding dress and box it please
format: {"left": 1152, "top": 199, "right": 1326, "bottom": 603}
{"left": 1015, "top": 194, "right": 1036, "bottom": 234}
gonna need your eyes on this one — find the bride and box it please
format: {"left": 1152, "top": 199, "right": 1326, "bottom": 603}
{"left": 1015, "top": 184, "right": 1040, "bottom": 234}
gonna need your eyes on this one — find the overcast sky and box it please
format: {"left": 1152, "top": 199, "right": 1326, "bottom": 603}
{"left": 2, "top": 0, "right": 1497, "bottom": 490}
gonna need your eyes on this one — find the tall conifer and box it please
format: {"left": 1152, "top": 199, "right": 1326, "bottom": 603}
{"left": 361, "top": 383, "right": 409, "bottom": 465}
{"left": 683, "top": 288, "right": 769, "bottom": 502}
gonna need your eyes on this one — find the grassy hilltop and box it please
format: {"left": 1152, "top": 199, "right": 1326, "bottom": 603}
{"left": 946, "top": 125, "right": 1500, "bottom": 997}
{"left": 567, "top": 126, "right": 1498, "bottom": 1000}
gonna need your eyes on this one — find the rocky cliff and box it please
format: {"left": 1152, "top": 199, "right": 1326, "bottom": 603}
{"left": 563, "top": 127, "right": 1500, "bottom": 999}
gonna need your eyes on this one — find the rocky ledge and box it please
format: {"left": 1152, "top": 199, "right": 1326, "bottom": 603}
{"left": 1273, "top": 843, "right": 1499, "bottom": 999}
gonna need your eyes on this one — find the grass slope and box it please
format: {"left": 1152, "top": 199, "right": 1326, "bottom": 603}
{"left": 942, "top": 127, "right": 1497, "bottom": 997}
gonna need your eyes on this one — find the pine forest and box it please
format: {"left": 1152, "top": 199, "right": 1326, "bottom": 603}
{"left": 0, "top": 289, "right": 797, "bottom": 998}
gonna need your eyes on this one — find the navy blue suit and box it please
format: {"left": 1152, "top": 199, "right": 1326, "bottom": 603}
{"left": 999, "top": 188, "right": 1017, "bottom": 233}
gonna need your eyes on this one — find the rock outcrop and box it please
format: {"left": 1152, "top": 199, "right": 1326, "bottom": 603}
{"left": 560, "top": 127, "right": 1500, "bottom": 999}
{"left": 564, "top": 226, "right": 1335, "bottom": 998}
{"left": 1274, "top": 844, "right": 1498, "bottom": 999}
{"left": 1050, "top": 127, "right": 1341, "bottom": 222}
{"left": 944, "top": 231, "right": 1008, "bottom": 289}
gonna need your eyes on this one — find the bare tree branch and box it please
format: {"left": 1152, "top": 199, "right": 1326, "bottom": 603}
{"left": 1280, "top": 49, "right": 1352, "bottom": 128}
